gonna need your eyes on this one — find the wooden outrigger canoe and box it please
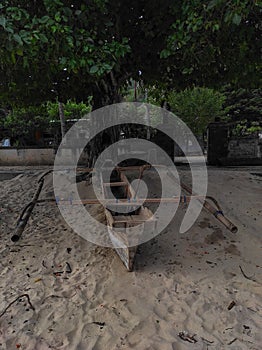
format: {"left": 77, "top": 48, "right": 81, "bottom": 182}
{"left": 11, "top": 165, "right": 238, "bottom": 272}
{"left": 100, "top": 166, "right": 157, "bottom": 271}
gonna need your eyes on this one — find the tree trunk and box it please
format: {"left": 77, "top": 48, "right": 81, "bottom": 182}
{"left": 144, "top": 103, "right": 151, "bottom": 140}
{"left": 88, "top": 74, "right": 121, "bottom": 167}
{"left": 58, "top": 101, "right": 66, "bottom": 139}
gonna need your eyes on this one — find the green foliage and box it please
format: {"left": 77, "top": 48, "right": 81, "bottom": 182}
{"left": 160, "top": 0, "right": 261, "bottom": 88}
{"left": 0, "top": 1, "right": 130, "bottom": 74}
{"left": 167, "top": 87, "right": 226, "bottom": 134}
{"left": 3, "top": 105, "right": 48, "bottom": 137}
{"left": 232, "top": 120, "right": 262, "bottom": 137}
{"left": 46, "top": 98, "right": 92, "bottom": 121}
{"left": 146, "top": 85, "right": 168, "bottom": 106}
{"left": 122, "top": 80, "right": 148, "bottom": 103}
{"left": 0, "top": 0, "right": 131, "bottom": 105}
{"left": 2, "top": 99, "right": 92, "bottom": 140}
{"left": 223, "top": 88, "right": 262, "bottom": 122}
{"left": 0, "top": 0, "right": 260, "bottom": 108}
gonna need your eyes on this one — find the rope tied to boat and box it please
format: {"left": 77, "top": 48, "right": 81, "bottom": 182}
{"left": 214, "top": 210, "right": 224, "bottom": 217}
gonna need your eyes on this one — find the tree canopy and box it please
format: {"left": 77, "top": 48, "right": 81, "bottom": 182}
{"left": 0, "top": 0, "right": 260, "bottom": 107}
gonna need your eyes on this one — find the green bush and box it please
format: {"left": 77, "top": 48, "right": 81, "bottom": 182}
{"left": 4, "top": 105, "right": 48, "bottom": 137}
{"left": 167, "top": 87, "right": 226, "bottom": 134}
{"left": 46, "top": 98, "right": 92, "bottom": 121}
{"left": 2, "top": 99, "right": 93, "bottom": 142}
{"left": 232, "top": 120, "right": 262, "bottom": 137}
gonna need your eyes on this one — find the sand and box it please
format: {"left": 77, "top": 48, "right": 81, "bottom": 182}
{"left": 0, "top": 166, "right": 261, "bottom": 350}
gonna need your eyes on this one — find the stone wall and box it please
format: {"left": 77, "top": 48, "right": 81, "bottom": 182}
{"left": 227, "top": 138, "right": 261, "bottom": 159}
{"left": 207, "top": 121, "right": 262, "bottom": 165}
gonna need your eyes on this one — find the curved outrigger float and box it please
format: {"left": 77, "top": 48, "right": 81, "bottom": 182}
{"left": 11, "top": 165, "right": 238, "bottom": 271}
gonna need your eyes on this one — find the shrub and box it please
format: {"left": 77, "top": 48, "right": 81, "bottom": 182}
{"left": 167, "top": 87, "right": 226, "bottom": 135}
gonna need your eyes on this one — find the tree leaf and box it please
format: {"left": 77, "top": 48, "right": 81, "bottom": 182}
{"left": 11, "top": 51, "right": 16, "bottom": 63}
{"left": 207, "top": 0, "right": 220, "bottom": 11}
{"left": 39, "top": 16, "right": 50, "bottom": 24}
{"left": 89, "top": 65, "right": 99, "bottom": 74}
{"left": 6, "top": 26, "right": 14, "bottom": 34}
{"left": 160, "top": 49, "right": 170, "bottom": 59}
{"left": 13, "top": 33, "right": 23, "bottom": 45}
{"left": 0, "top": 16, "right": 6, "bottom": 28}
{"left": 16, "top": 48, "right": 23, "bottom": 56}
{"left": 39, "top": 33, "right": 48, "bottom": 43}
{"left": 232, "top": 13, "right": 241, "bottom": 25}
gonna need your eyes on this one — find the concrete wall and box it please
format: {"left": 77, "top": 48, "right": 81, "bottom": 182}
{"left": 0, "top": 147, "right": 89, "bottom": 166}
{"left": 0, "top": 148, "right": 54, "bottom": 165}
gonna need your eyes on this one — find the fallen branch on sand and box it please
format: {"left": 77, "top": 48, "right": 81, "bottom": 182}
{"left": 0, "top": 294, "right": 35, "bottom": 318}
{"left": 239, "top": 265, "right": 257, "bottom": 282}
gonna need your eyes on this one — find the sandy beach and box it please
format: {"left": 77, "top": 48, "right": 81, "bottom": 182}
{"left": 0, "top": 166, "right": 261, "bottom": 350}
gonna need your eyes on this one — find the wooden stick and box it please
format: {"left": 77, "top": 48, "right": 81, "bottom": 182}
{"left": 47, "top": 195, "right": 209, "bottom": 206}
{"left": 0, "top": 294, "right": 35, "bottom": 318}
{"left": 228, "top": 338, "right": 237, "bottom": 345}
{"left": 11, "top": 177, "right": 45, "bottom": 242}
{"left": 103, "top": 181, "right": 127, "bottom": 187}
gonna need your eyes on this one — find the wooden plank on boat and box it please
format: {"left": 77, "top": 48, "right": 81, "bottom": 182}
{"left": 101, "top": 166, "right": 157, "bottom": 271}
{"left": 119, "top": 171, "right": 136, "bottom": 199}
{"left": 103, "top": 181, "right": 127, "bottom": 187}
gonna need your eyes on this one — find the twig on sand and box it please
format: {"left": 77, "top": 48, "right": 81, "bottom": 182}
{"left": 65, "top": 262, "right": 72, "bottom": 273}
{"left": 228, "top": 301, "right": 236, "bottom": 310}
{"left": 0, "top": 294, "right": 35, "bottom": 318}
{"left": 201, "top": 337, "right": 214, "bottom": 344}
{"left": 239, "top": 265, "right": 257, "bottom": 282}
{"left": 92, "top": 321, "right": 105, "bottom": 327}
{"left": 228, "top": 338, "right": 237, "bottom": 345}
{"left": 53, "top": 271, "right": 64, "bottom": 276}
{"left": 178, "top": 331, "right": 198, "bottom": 343}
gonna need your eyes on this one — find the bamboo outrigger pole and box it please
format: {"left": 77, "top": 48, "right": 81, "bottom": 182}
{"left": 11, "top": 165, "right": 238, "bottom": 242}
{"left": 165, "top": 169, "right": 238, "bottom": 233}
{"left": 47, "top": 196, "right": 216, "bottom": 205}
